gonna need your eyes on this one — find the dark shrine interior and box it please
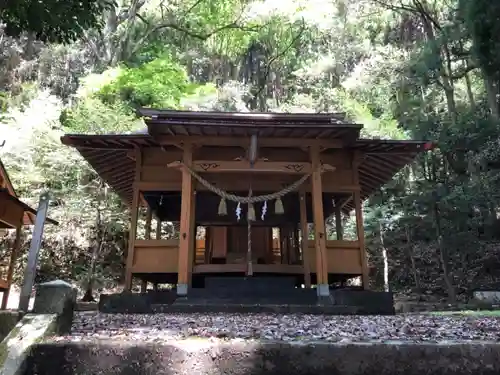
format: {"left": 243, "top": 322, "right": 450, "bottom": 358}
{"left": 143, "top": 191, "right": 351, "bottom": 225}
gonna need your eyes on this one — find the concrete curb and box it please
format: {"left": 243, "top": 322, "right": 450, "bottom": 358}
{"left": 0, "top": 314, "right": 58, "bottom": 375}
{"left": 21, "top": 339, "right": 500, "bottom": 375}
{"left": 0, "top": 311, "right": 23, "bottom": 342}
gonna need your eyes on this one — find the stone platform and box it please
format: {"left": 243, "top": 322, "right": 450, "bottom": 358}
{"left": 99, "top": 277, "right": 394, "bottom": 314}
{"left": 21, "top": 340, "right": 500, "bottom": 375}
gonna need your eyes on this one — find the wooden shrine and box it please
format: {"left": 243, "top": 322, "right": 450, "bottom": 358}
{"left": 61, "top": 110, "right": 432, "bottom": 297}
{"left": 0, "top": 159, "right": 58, "bottom": 309}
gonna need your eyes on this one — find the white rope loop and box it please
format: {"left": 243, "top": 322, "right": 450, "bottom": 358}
{"left": 178, "top": 162, "right": 315, "bottom": 278}
{"left": 181, "top": 163, "right": 311, "bottom": 203}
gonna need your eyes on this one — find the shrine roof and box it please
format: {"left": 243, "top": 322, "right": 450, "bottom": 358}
{"left": 0, "top": 160, "right": 58, "bottom": 226}
{"left": 60, "top": 109, "right": 433, "bottom": 211}
{"left": 140, "top": 109, "right": 362, "bottom": 140}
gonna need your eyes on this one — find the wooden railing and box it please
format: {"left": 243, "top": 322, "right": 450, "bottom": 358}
{"left": 131, "top": 239, "right": 179, "bottom": 273}
{"left": 131, "top": 238, "right": 363, "bottom": 275}
{"left": 307, "top": 240, "right": 362, "bottom": 274}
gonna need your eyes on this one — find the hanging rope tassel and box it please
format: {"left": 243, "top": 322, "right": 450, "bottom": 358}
{"left": 275, "top": 197, "right": 284, "bottom": 214}
{"left": 218, "top": 198, "right": 227, "bottom": 215}
{"left": 247, "top": 202, "right": 256, "bottom": 221}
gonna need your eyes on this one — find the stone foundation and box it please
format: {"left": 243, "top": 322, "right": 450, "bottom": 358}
{"left": 99, "top": 278, "right": 394, "bottom": 315}
{"left": 21, "top": 340, "right": 500, "bottom": 375}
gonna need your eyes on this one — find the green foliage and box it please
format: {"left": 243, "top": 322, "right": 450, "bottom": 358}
{"left": 97, "top": 55, "right": 194, "bottom": 108}
{"left": 1, "top": 0, "right": 110, "bottom": 43}
{"left": 459, "top": 0, "right": 500, "bottom": 80}
{"left": 60, "top": 97, "right": 143, "bottom": 134}
{"left": 5, "top": 0, "right": 500, "bottom": 301}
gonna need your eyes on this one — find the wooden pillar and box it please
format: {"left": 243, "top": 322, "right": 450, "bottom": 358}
{"left": 140, "top": 205, "right": 152, "bottom": 292}
{"left": 187, "top": 191, "right": 196, "bottom": 286}
{"left": 145, "top": 206, "right": 152, "bottom": 240}
{"left": 334, "top": 201, "right": 343, "bottom": 240}
{"left": 310, "top": 145, "right": 329, "bottom": 297}
{"left": 124, "top": 148, "right": 142, "bottom": 291}
{"left": 156, "top": 217, "right": 161, "bottom": 240}
{"left": 204, "top": 226, "right": 212, "bottom": 264}
{"left": 352, "top": 152, "right": 369, "bottom": 289}
{"left": 299, "top": 190, "right": 311, "bottom": 288}
{"left": 177, "top": 143, "right": 194, "bottom": 296}
{"left": 1, "top": 226, "right": 21, "bottom": 310}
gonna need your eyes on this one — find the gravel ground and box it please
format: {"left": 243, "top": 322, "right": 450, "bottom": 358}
{"left": 61, "top": 311, "right": 500, "bottom": 343}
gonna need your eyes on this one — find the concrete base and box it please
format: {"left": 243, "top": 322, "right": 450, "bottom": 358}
{"left": 176, "top": 283, "right": 188, "bottom": 296}
{"left": 0, "top": 311, "right": 23, "bottom": 342}
{"left": 473, "top": 290, "right": 500, "bottom": 305}
{"left": 0, "top": 314, "right": 58, "bottom": 375}
{"left": 316, "top": 284, "right": 330, "bottom": 297}
{"left": 33, "top": 280, "right": 77, "bottom": 335}
{"left": 21, "top": 340, "right": 500, "bottom": 375}
{"left": 97, "top": 285, "right": 394, "bottom": 315}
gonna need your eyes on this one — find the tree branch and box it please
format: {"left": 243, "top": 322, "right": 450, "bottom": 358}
{"left": 132, "top": 11, "right": 261, "bottom": 56}
{"left": 252, "top": 18, "right": 307, "bottom": 106}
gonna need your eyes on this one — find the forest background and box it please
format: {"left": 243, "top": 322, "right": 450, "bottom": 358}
{"left": 1, "top": 0, "right": 500, "bottom": 302}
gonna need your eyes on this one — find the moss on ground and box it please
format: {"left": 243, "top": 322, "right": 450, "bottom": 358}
{"left": 431, "top": 309, "right": 500, "bottom": 317}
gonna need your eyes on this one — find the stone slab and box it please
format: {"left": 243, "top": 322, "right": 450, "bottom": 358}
{"left": 0, "top": 311, "right": 23, "bottom": 342}
{"left": 0, "top": 314, "right": 58, "bottom": 375}
{"left": 99, "top": 288, "right": 394, "bottom": 315}
{"left": 153, "top": 303, "right": 362, "bottom": 314}
{"left": 21, "top": 339, "right": 500, "bottom": 375}
{"left": 33, "top": 280, "right": 77, "bottom": 335}
{"left": 473, "top": 291, "right": 500, "bottom": 305}
{"left": 331, "top": 289, "right": 394, "bottom": 314}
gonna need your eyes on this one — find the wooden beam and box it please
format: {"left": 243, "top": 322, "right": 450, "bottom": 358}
{"left": 1, "top": 226, "right": 21, "bottom": 309}
{"left": 154, "top": 135, "right": 343, "bottom": 149}
{"left": 177, "top": 143, "right": 194, "bottom": 295}
{"left": 352, "top": 152, "right": 369, "bottom": 289}
{"left": 135, "top": 181, "right": 360, "bottom": 193}
{"left": 299, "top": 190, "right": 311, "bottom": 288}
{"left": 124, "top": 148, "right": 142, "bottom": 291}
{"left": 310, "top": 146, "right": 329, "bottom": 297}
{"left": 18, "top": 192, "right": 50, "bottom": 312}
{"left": 167, "top": 160, "right": 335, "bottom": 174}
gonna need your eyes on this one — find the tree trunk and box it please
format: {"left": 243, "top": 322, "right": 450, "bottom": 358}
{"left": 405, "top": 225, "right": 421, "bottom": 291}
{"left": 464, "top": 72, "right": 475, "bottom": 108}
{"left": 82, "top": 207, "right": 105, "bottom": 302}
{"left": 431, "top": 153, "right": 456, "bottom": 302}
{"left": 379, "top": 221, "right": 389, "bottom": 292}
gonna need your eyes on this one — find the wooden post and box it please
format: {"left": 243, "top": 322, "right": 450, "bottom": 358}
{"left": 352, "top": 152, "right": 369, "bottom": 289}
{"left": 187, "top": 191, "right": 196, "bottom": 286}
{"left": 204, "top": 226, "right": 212, "bottom": 264}
{"left": 310, "top": 146, "right": 329, "bottom": 297}
{"left": 124, "top": 148, "right": 142, "bottom": 291}
{"left": 156, "top": 217, "right": 162, "bottom": 240}
{"left": 145, "top": 206, "right": 152, "bottom": 240}
{"left": 299, "top": 190, "right": 311, "bottom": 288}
{"left": 18, "top": 192, "right": 50, "bottom": 313}
{"left": 177, "top": 143, "right": 194, "bottom": 296}
{"left": 1, "top": 226, "right": 21, "bottom": 309}
{"left": 334, "top": 200, "right": 343, "bottom": 240}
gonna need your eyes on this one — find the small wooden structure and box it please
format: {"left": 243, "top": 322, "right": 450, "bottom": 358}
{"left": 61, "top": 110, "right": 432, "bottom": 296}
{"left": 0, "top": 159, "right": 57, "bottom": 309}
